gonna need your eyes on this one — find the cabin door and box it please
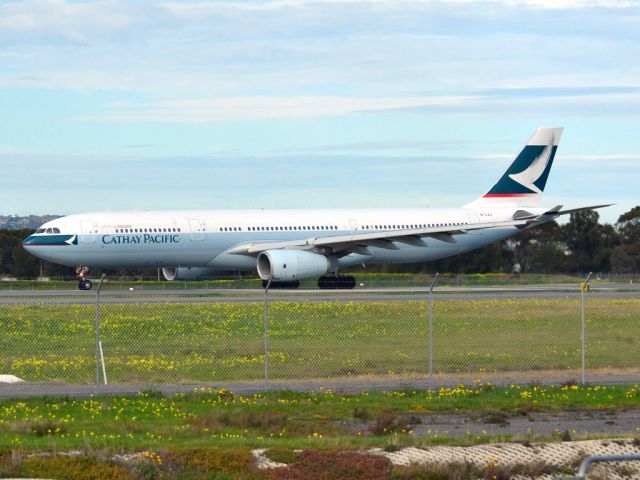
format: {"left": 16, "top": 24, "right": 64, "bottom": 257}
{"left": 467, "top": 213, "right": 481, "bottom": 235}
{"left": 79, "top": 220, "right": 97, "bottom": 243}
{"left": 188, "top": 218, "right": 205, "bottom": 241}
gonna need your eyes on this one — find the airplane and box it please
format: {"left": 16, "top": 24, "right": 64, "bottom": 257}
{"left": 23, "top": 127, "right": 609, "bottom": 290}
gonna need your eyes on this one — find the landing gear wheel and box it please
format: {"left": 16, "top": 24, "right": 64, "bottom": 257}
{"left": 262, "top": 280, "right": 300, "bottom": 289}
{"left": 75, "top": 266, "right": 92, "bottom": 290}
{"left": 318, "top": 275, "right": 356, "bottom": 290}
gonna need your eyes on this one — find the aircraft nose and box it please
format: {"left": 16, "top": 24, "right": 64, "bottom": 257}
{"left": 22, "top": 235, "right": 37, "bottom": 254}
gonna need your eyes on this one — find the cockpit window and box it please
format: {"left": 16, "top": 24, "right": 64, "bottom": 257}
{"left": 52, "top": 228, "right": 61, "bottom": 234}
{"left": 36, "top": 228, "right": 45, "bottom": 234}
{"left": 45, "top": 228, "right": 53, "bottom": 234}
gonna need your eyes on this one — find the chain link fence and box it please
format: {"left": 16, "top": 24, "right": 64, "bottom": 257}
{"left": 0, "top": 279, "right": 638, "bottom": 395}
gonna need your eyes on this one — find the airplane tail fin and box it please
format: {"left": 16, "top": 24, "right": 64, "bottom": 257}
{"left": 465, "top": 127, "right": 563, "bottom": 208}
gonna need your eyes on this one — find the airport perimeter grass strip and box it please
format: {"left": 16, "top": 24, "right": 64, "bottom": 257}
{"left": 2, "top": 434, "right": 640, "bottom": 479}
{"left": 1, "top": 384, "right": 640, "bottom": 452}
{"left": 1, "top": 385, "right": 640, "bottom": 478}
{"left": 1, "top": 297, "right": 638, "bottom": 383}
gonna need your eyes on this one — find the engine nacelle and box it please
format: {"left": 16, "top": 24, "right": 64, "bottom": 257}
{"left": 257, "top": 250, "right": 334, "bottom": 281}
{"left": 162, "top": 267, "right": 226, "bottom": 281}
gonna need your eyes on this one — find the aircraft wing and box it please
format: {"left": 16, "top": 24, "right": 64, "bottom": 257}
{"left": 226, "top": 219, "right": 529, "bottom": 257}
{"left": 226, "top": 203, "right": 612, "bottom": 257}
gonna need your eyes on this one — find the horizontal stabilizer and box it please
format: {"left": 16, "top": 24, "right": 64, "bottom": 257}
{"left": 550, "top": 204, "right": 614, "bottom": 217}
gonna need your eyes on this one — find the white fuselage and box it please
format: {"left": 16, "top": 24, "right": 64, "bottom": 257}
{"left": 24, "top": 206, "right": 535, "bottom": 272}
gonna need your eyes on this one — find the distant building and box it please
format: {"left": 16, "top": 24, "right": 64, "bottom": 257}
{"left": 0, "top": 215, "right": 62, "bottom": 230}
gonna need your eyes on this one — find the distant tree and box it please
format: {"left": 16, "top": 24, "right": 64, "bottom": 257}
{"left": 617, "top": 206, "right": 640, "bottom": 244}
{"left": 561, "top": 210, "right": 618, "bottom": 273}
{"left": 0, "top": 230, "right": 25, "bottom": 275}
{"left": 11, "top": 245, "right": 40, "bottom": 278}
{"left": 427, "top": 242, "right": 511, "bottom": 273}
{"left": 612, "top": 206, "right": 640, "bottom": 273}
{"left": 610, "top": 246, "right": 636, "bottom": 274}
{"left": 505, "top": 221, "right": 565, "bottom": 273}
{"left": 0, "top": 229, "right": 72, "bottom": 278}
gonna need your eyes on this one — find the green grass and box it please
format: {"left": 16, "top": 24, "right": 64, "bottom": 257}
{"left": 0, "top": 297, "right": 638, "bottom": 383}
{"left": 0, "top": 385, "right": 639, "bottom": 451}
{"left": 1, "top": 385, "right": 639, "bottom": 479}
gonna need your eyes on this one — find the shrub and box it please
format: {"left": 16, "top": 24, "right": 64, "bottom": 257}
{"left": 369, "top": 410, "right": 411, "bottom": 436}
{"left": 478, "top": 410, "right": 509, "bottom": 426}
{"left": 272, "top": 451, "right": 391, "bottom": 480}
{"left": 29, "top": 419, "right": 68, "bottom": 437}
{"left": 264, "top": 448, "right": 300, "bottom": 464}
{"left": 197, "top": 410, "right": 288, "bottom": 434}
{"left": 17, "top": 455, "right": 136, "bottom": 480}
{"left": 353, "top": 407, "right": 372, "bottom": 421}
{"left": 165, "top": 447, "right": 253, "bottom": 475}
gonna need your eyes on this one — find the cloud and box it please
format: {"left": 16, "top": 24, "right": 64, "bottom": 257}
{"left": 473, "top": 153, "right": 640, "bottom": 167}
{"left": 80, "top": 95, "right": 477, "bottom": 122}
{"left": 1, "top": 0, "right": 636, "bottom": 45}
{"left": 0, "top": 0, "right": 638, "bottom": 101}
{"left": 75, "top": 87, "right": 640, "bottom": 123}
{"left": 0, "top": 0, "right": 145, "bottom": 43}
{"left": 162, "top": 0, "right": 637, "bottom": 15}
{"left": 278, "top": 139, "right": 473, "bottom": 154}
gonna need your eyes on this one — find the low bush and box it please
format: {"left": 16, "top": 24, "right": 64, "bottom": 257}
{"left": 272, "top": 451, "right": 392, "bottom": 480}
{"left": 369, "top": 410, "right": 412, "bottom": 436}
{"left": 165, "top": 447, "right": 253, "bottom": 475}
{"left": 264, "top": 448, "right": 300, "bottom": 464}
{"left": 29, "top": 419, "right": 68, "bottom": 437}
{"left": 17, "top": 455, "right": 135, "bottom": 480}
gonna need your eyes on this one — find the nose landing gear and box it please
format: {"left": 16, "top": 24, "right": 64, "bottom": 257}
{"left": 76, "top": 266, "right": 92, "bottom": 290}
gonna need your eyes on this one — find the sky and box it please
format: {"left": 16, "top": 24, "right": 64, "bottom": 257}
{"left": 0, "top": 0, "right": 639, "bottom": 224}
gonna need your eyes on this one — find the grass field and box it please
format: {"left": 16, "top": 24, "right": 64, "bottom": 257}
{"left": 0, "top": 384, "right": 639, "bottom": 479}
{"left": 0, "top": 296, "right": 638, "bottom": 383}
{"left": 1, "top": 384, "right": 639, "bottom": 451}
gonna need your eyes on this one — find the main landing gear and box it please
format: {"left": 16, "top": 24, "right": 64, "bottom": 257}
{"left": 76, "top": 266, "right": 92, "bottom": 290}
{"left": 261, "top": 280, "right": 300, "bottom": 289}
{"left": 318, "top": 275, "right": 356, "bottom": 290}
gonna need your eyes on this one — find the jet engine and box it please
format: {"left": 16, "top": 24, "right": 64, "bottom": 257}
{"left": 161, "top": 267, "right": 227, "bottom": 281}
{"left": 256, "top": 250, "right": 334, "bottom": 281}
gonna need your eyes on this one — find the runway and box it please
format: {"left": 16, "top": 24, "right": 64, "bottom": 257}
{"left": 0, "top": 284, "right": 637, "bottom": 305}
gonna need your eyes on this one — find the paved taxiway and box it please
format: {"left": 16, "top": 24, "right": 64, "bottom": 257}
{"left": 0, "top": 285, "right": 638, "bottom": 305}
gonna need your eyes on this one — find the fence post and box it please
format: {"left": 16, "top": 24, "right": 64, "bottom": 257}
{"left": 95, "top": 274, "right": 107, "bottom": 387}
{"left": 263, "top": 275, "right": 273, "bottom": 387}
{"left": 580, "top": 272, "right": 592, "bottom": 386}
{"left": 429, "top": 272, "right": 440, "bottom": 382}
